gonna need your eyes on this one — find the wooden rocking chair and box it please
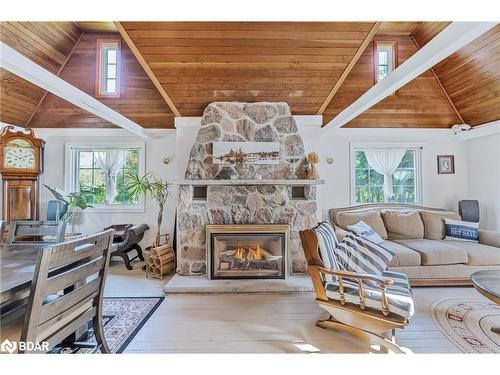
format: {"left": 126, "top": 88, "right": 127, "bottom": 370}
{"left": 299, "top": 228, "right": 414, "bottom": 353}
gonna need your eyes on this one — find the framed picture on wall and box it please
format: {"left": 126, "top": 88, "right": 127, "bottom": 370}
{"left": 437, "top": 155, "right": 455, "bottom": 174}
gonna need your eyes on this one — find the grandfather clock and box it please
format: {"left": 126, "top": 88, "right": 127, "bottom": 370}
{"left": 0, "top": 126, "right": 45, "bottom": 221}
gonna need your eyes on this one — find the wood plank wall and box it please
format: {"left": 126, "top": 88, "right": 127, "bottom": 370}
{"left": 322, "top": 35, "right": 463, "bottom": 127}
{"left": 29, "top": 33, "right": 175, "bottom": 128}
{"left": 0, "top": 22, "right": 82, "bottom": 126}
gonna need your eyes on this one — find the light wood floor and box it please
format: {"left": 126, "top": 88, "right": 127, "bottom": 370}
{"left": 105, "top": 260, "right": 484, "bottom": 354}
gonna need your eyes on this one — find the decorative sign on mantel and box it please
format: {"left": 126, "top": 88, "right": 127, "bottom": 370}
{"left": 213, "top": 141, "right": 280, "bottom": 165}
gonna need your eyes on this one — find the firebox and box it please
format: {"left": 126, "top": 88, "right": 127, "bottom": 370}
{"left": 206, "top": 224, "right": 289, "bottom": 280}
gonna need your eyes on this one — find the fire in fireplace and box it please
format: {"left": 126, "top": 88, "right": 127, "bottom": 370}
{"left": 206, "top": 225, "right": 289, "bottom": 280}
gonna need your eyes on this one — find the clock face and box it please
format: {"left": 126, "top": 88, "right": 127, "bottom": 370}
{"left": 3, "top": 139, "right": 36, "bottom": 170}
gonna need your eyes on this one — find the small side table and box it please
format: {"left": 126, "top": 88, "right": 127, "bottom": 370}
{"left": 471, "top": 270, "right": 500, "bottom": 334}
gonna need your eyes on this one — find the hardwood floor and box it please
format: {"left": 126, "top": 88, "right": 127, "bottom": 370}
{"left": 104, "top": 260, "right": 482, "bottom": 354}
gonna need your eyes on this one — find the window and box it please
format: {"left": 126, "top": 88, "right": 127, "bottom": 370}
{"left": 96, "top": 40, "right": 120, "bottom": 97}
{"left": 66, "top": 143, "right": 145, "bottom": 211}
{"left": 352, "top": 146, "right": 421, "bottom": 205}
{"left": 374, "top": 41, "right": 397, "bottom": 84}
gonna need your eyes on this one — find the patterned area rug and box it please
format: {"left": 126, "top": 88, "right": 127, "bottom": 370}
{"left": 431, "top": 297, "right": 500, "bottom": 353}
{"left": 51, "top": 297, "right": 164, "bottom": 354}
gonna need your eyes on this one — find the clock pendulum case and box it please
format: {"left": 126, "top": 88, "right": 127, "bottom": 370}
{"left": 0, "top": 126, "right": 45, "bottom": 221}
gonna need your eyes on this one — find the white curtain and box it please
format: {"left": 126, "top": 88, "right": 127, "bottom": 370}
{"left": 364, "top": 149, "right": 405, "bottom": 202}
{"left": 95, "top": 150, "right": 126, "bottom": 203}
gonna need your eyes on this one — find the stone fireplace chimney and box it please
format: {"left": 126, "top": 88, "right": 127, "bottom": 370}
{"left": 176, "top": 102, "right": 321, "bottom": 276}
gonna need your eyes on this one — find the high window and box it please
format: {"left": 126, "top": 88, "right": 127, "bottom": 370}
{"left": 374, "top": 41, "right": 397, "bottom": 83}
{"left": 96, "top": 40, "right": 120, "bottom": 97}
{"left": 352, "top": 145, "right": 421, "bottom": 205}
{"left": 66, "top": 143, "right": 145, "bottom": 211}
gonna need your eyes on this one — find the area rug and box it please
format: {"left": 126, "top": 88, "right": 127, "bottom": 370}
{"left": 431, "top": 297, "right": 500, "bottom": 353}
{"left": 51, "top": 297, "right": 164, "bottom": 354}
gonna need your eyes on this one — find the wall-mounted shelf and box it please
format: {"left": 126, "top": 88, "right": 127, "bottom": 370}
{"left": 174, "top": 179, "right": 325, "bottom": 186}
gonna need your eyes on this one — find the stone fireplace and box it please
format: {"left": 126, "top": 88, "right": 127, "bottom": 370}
{"left": 176, "top": 102, "right": 322, "bottom": 277}
{"left": 206, "top": 224, "right": 289, "bottom": 280}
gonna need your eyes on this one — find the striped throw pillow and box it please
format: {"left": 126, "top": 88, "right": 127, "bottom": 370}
{"left": 312, "top": 221, "right": 339, "bottom": 281}
{"left": 347, "top": 220, "right": 384, "bottom": 244}
{"left": 335, "top": 232, "right": 394, "bottom": 275}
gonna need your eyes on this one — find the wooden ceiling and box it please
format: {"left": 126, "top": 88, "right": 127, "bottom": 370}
{"left": 119, "top": 22, "right": 380, "bottom": 117}
{"left": 321, "top": 34, "right": 463, "bottom": 128}
{"left": 0, "top": 21, "right": 498, "bottom": 129}
{"left": 0, "top": 22, "right": 82, "bottom": 126}
{"left": 29, "top": 33, "right": 175, "bottom": 128}
{"left": 431, "top": 24, "right": 500, "bottom": 126}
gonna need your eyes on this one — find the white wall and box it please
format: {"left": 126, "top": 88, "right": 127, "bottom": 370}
{"left": 0, "top": 127, "right": 179, "bottom": 247}
{"left": 2, "top": 120, "right": 497, "bottom": 240}
{"left": 298, "top": 125, "right": 469, "bottom": 219}
{"left": 466, "top": 134, "right": 500, "bottom": 231}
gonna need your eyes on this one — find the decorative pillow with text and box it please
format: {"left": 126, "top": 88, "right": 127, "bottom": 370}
{"left": 444, "top": 218, "right": 479, "bottom": 242}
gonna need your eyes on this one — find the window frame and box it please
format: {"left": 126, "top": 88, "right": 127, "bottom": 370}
{"left": 350, "top": 143, "right": 423, "bottom": 206}
{"left": 373, "top": 41, "right": 398, "bottom": 89}
{"left": 64, "top": 142, "right": 146, "bottom": 213}
{"left": 95, "top": 39, "right": 121, "bottom": 98}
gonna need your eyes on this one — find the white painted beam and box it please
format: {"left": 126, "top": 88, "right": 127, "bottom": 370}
{"left": 454, "top": 120, "right": 500, "bottom": 141}
{"left": 325, "top": 22, "right": 498, "bottom": 129}
{"left": 0, "top": 42, "right": 155, "bottom": 139}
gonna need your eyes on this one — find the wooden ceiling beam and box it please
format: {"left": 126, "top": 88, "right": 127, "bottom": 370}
{"left": 317, "top": 22, "right": 381, "bottom": 115}
{"left": 324, "top": 22, "right": 498, "bottom": 129}
{"left": 1, "top": 41, "right": 154, "bottom": 139}
{"left": 25, "top": 32, "right": 84, "bottom": 127}
{"left": 410, "top": 35, "right": 465, "bottom": 124}
{"left": 114, "top": 21, "right": 181, "bottom": 117}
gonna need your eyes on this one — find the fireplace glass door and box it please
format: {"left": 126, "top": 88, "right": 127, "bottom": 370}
{"left": 208, "top": 225, "right": 288, "bottom": 280}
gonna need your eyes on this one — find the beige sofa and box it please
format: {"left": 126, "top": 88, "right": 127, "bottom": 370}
{"left": 329, "top": 203, "right": 500, "bottom": 286}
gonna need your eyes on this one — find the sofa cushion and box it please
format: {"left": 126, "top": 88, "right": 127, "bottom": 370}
{"left": 420, "top": 210, "right": 461, "bottom": 240}
{"left": 444, "top": 240, "right": 500, "bottom": 266}
{"left": 335, "top": 210, "right": 387, "bottom": 239}
{"left": 382, "top": 210, "right": 424, "bottom": 240}
{"left": 381, "top": 241, "right": 421, "bottom": 267}
{"left": 393, "top": 239, "right": 468, "bottom": 266}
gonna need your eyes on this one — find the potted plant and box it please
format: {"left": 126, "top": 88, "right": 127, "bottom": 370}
{"left": 125, "top": 172, "right": 170, "bottom": 244}
{"left": 44, "top": 185, "right": 93, "bottom": 239}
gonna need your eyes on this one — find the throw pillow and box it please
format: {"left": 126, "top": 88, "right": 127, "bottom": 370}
{"left": 420, "top": 210, "right": 461, "bottom": 240}
{"left": 335, "top": 232, "right": 394, "bottom": 275}
{"left": 444, "top": 218, "right": 479, "bottom": 242}
{"left": 381, "top": 210, "right": 424, "bottom": 240}
{"left": 347, "top": 220, "right": 384, "bottom": 244}
{"left": 334, "top": 210, "right": 388, "bottom": 239}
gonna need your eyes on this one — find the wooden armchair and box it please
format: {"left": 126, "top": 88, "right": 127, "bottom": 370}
{"left": 299, "top": 228, "right": 414, "bottom": 353}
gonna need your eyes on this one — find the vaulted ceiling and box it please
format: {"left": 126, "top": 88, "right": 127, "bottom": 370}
{"left": 0, "top": 21, "right": 498, "bottom": 129}
{"left": 0, "top": 22, "right": 82, "bottom": 126}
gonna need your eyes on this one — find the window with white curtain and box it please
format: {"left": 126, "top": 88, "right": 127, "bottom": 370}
{"left": 351, "top": 145, "right": 421, "bottom": 205}
{"left": 65, "top": 143, "right": 145, "bottom": 211}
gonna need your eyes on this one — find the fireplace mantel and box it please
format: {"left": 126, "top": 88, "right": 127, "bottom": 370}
{"left": 174, "top": 179, "right": 324, "bottom": 186}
